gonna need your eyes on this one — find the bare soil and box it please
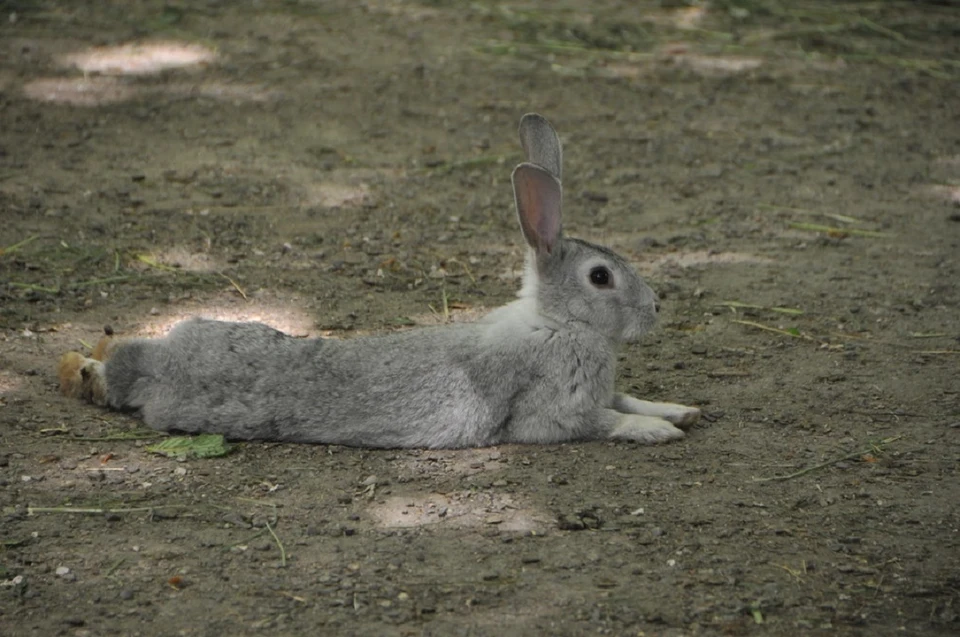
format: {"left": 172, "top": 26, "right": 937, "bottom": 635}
{"left": 2, "top": 1, "right": 959, "bottom": 635}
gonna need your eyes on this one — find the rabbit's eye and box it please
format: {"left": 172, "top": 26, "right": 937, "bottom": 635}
{"left": 589, "top": 266, "right": 612, "bottom": 288}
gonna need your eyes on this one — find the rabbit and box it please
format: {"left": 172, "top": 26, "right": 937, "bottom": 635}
{"left": 57, "top": 113, "right": 701, "bottom": 449}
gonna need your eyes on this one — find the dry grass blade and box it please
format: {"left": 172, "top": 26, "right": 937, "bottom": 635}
{"left": 135, "top": 253, "right": 179, "bottom": 272}
{"left": 789, "top": 222, "right": 889, "bottom": 238}
{"left": 758, "top": 203, "right": 861, "bottom": 225}
{"left": 1, "top": 234, "right": 40, "bottom": 256}
{"left": 732, "top": 319, "right": 814, "bottom": 341}
{"left": 265, "top": 520, "right": 287, "bottom": 567}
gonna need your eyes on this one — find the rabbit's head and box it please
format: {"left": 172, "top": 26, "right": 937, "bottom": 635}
{"left": 512, "top": 114, "right": 660, "bottom": 344}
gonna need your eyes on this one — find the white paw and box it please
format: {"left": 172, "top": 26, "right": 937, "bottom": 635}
{"left": 609, "top": 415, "right": 685, "bottom": 445}
{"left": 659, "top": 404, "right": 701, "bottom": 429}
{"left": 613, "top": 396, "right": 701, "bottom": 430}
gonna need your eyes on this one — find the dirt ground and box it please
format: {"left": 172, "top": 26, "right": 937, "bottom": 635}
{"left": 1, "top": 1, "right": 959, "bottom": 635}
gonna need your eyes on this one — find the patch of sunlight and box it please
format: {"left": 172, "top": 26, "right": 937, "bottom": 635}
{"left": 61, "top": 41, "right": 216, "bottom": 76}
{"left": 598, "top": 63, "right": 645, "bottom": 79}
{"left": 661, "top": 43, "right": 763, "bottom": 75}
{"left": 410, "top": 306, "right": 489, "bottom": 326}
{"left": 686, "top": 55, "right": 763, "bottom": 74}
{"left": 126, "top": 302, "right": 318, "bottom": 340}
{"left": 369, "top": 491, "right": 547, "bottom": 532}
{"left": 306, "top": 183, "right": 374, "bottom": 209}
{"left": 133, "top": 248, "right": 224, "bottom": 275}
{"left": 22, "top": 77, "right": 135, "bottom": 106}
{"left": 926, "top": 184, "right": 960, "bottom": 205}
{"left": 639, "top": 250, "right": 773, "bottom": 274}
{"left": 24, "top": 76, "right": 276, "bottom": 107}
{"left": 364, "top": 0, "right": 441, "bottom": 20}
{"left": 673, "top": 5, "right": 708, "bottom": 30}
{"left": 934, "top": 154, "right": 960, "bottom": 168}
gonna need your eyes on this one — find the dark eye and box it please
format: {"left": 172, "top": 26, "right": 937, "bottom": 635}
{"left": 589, "top": 266, "right": 611, "bottom": 287}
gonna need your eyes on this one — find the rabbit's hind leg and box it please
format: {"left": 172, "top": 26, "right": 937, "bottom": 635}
{"left": 57, "top": 333, "right": 122, "bottom": 406}
{"left": 57, "top": 352, "right": 109, "bottom": 406}
{"left": 613, "top": 394, "right": 700, "bottom": 429}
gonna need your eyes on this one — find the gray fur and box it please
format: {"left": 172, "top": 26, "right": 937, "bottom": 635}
{"left": 519, "top": 113, "right": 563, "bottom": 180}
{"left": 102, "top": 114, "right": 699, "bottom": 448}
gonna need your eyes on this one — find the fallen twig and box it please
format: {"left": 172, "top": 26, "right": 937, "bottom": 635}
{"left": 219, "top": 272, "right": 248, "bottom": 300}
{"left": 720, "top": 301, "right": 804, "bottom": 315}
{"left": 27, "top": 505, "right": 190, "bottom": 516}
{"left": 8, "top": 281, "right": 60, "bottom": 294}
{"left": 755, "top": 435, "right": 903, "bottom": 483}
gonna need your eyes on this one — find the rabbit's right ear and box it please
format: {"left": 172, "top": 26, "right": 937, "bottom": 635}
{"left": 512, "top": 163, "right": 562, "bottom": 256}
{"left": 519, "top": 113, "right": 562, "bottom": 181}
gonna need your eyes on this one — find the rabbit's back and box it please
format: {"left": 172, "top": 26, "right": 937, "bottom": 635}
{"left": 106, "top": 318, "right": 512, "bottom": 447}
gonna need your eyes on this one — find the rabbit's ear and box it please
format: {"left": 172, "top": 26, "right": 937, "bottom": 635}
{"left": 512, "top": 163, "right": 562, "bottom": 255}
{"left": 519, "top": 113, "right": 562, "bottom": 181}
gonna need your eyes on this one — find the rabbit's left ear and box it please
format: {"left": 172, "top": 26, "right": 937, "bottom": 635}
{"left": 519, "top": 113, "right": 562, "bottom": 181}
{"left": 512, "top": 162, "right": 562, "bottom": 256}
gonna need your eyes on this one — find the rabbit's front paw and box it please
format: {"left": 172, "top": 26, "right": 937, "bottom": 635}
{"left": 660, "top": 404, "right": 700, "bottom": 428}
{"left": 613, "top": 395, "right": 700, "bottom": 430}
{"left": 608, "top": 414, "right": 685, "bottom": 444}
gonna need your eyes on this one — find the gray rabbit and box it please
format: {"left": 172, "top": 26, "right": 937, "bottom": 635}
{"left": 58, "top": 114, "right": 700, "bottom": 448}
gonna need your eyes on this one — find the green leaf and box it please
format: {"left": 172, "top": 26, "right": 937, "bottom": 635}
{"left": 146, "top": 434, "right": 232, "bottom": 459}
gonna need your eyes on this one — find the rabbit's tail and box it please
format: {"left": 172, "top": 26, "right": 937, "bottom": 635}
{"left": 57, "top": 331, "right": 120, "bottom": 406}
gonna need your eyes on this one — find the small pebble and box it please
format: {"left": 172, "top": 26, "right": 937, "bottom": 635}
{"left": 55, "top": 566, "right": 71, "bottom": 577}
{"left": 581, "top": 190, "right": 609, "bottom": 203}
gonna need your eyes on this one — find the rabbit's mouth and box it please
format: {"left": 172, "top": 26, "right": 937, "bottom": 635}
{"left": 621, "top": 309, "right": 658, "bottom": 343}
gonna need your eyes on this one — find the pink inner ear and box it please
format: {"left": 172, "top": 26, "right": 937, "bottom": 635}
{"left": 513, "top": 164, "right": 562, "bottom": 255}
